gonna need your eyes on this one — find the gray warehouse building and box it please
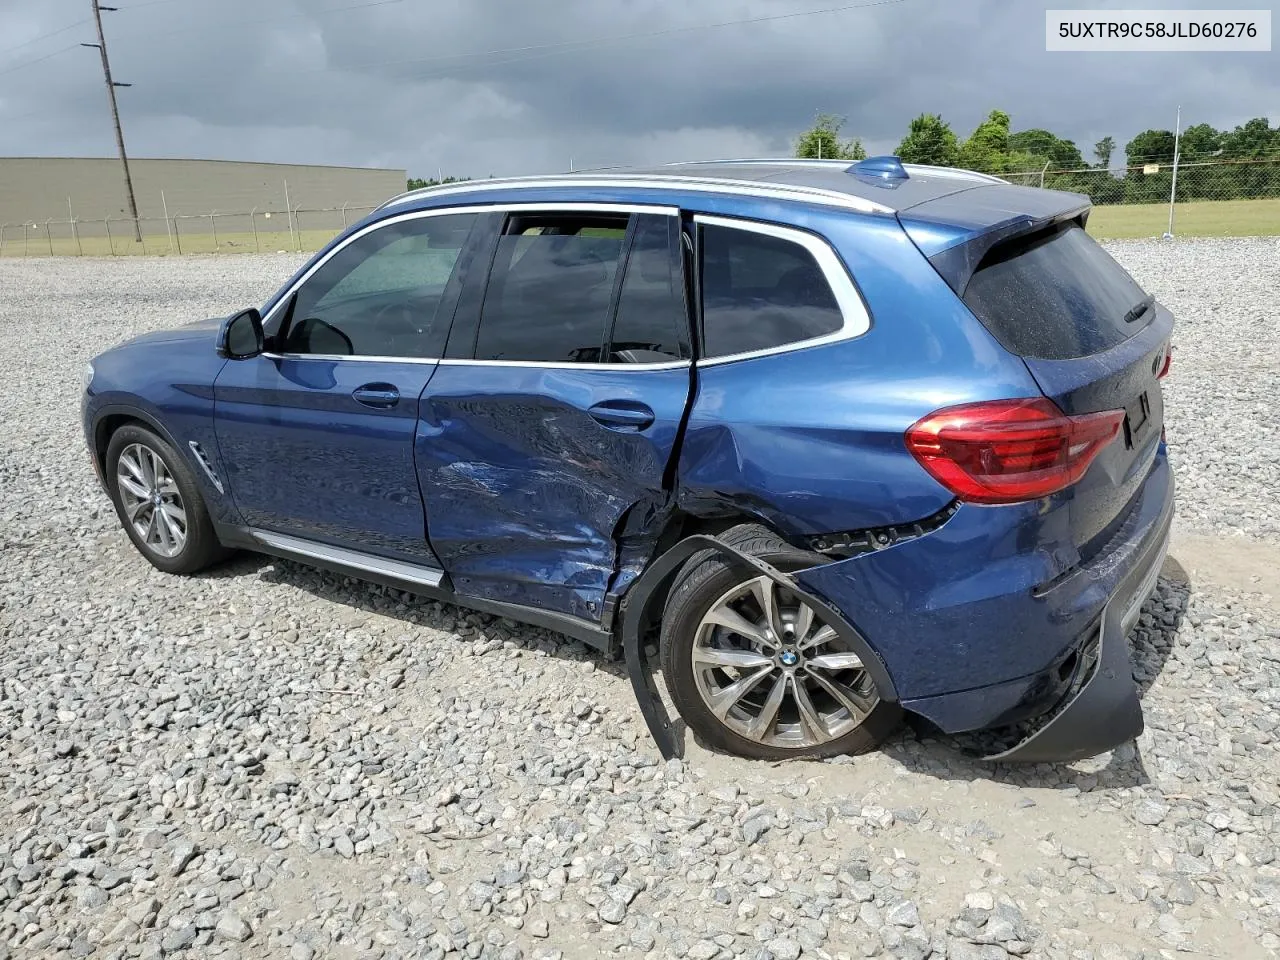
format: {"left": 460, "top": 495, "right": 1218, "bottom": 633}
{"left": 0, "top": 157, "right": 407, "bottom": 248}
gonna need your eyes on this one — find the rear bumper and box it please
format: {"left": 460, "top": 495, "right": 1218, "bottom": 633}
{"left": 796, "top": 444, "right": 1174, "bottom": 757}
{"left": 981, "top": 491, "right": 1169, "bottom": 761}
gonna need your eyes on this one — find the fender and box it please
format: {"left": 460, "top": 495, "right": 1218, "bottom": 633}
{"left": 618, "top": 533, "right": 898, "bottom": 759}
{"left": 88, "top": 401, "right": 243, "bottom": 528}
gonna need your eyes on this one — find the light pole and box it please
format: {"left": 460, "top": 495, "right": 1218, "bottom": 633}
{"left": 1165, "top": 105, "right": 1182, "bottom": 240}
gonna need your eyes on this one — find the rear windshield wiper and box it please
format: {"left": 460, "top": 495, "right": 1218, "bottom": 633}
{"left": 1124, "top": 294, "right": 1155, "bottom": 325}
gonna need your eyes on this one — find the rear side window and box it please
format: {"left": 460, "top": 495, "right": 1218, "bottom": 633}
{"left": 699, "top": 221, "right": 844, "bottom": 359}
{"left": 475, "top": 214, "right": 627, "bottom": 363}
{"left": 608, "top": 216, "right": 687, "bottom": 362}
{"left": 962, "top": 223, "right": 1150, "bottom": 360}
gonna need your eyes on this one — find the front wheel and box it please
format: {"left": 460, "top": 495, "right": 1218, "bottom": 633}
{"left": 660, "top": 525, "right": 901, "bottom": 760}
{"left": 105, "top": 424, "right": 227, "bottom": 575}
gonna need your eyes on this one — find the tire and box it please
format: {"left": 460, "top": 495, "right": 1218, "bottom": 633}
{"left": 660, "top": 523, "right": 901, "bottom": 760}
{"left": 105, "top": 423, "right": 227, "bottom": 575}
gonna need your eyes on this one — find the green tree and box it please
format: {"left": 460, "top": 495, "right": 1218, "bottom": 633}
{"left": 1218, "top": 117, "right": 1280, "bottom": 199}
{"left": 1125, "top": 129, "right": 1177, "bottom": 167}
{"left": 1075, "top": 169, "right": 1125, "bottom": 205}
{"left": 1178, "top": 123, "right": 1221, "bottom": 162}
{"left": 1171, "top": 123, "right": 1229, "bottom": 199}
{"left": 1094, "top": 135, "right": 1115, "bottom": 168}
{"left": 1220, "top": 117, "right": 1280, "bottom": 158}
{"left": 406, "top": 175, "right": 469, "bottom": 190}
{"left": 957, "top": 110, "right": 1014, "bottom": 174}
{"left": 794, "top": 114, "right": 867, "bottom": 161}
{"left": 1122, "top": 129, "right": 1178, "bottom": 203}
{"left": 895, "top": 113, "right": 959, "bottom": 166}
{"left": 1008, "top": 128, "right": 1085, "bottom": 170}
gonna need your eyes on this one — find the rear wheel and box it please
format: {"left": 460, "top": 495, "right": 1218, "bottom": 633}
{"left": 105, "top": 424, "right": 226, "bottom": 574}
{"left": 659, "top": 524, "right": 901, "bottom": 760}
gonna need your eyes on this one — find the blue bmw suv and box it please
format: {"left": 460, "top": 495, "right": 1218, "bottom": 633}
{"left": 82, "top": 157, "right": 1174, "bottom": 763}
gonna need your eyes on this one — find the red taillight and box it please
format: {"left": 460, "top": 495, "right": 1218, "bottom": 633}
{"left": 1157, "top": 343, "right": 1172, "bottom": 379}
{"left": 905, "top": 398, "right": 1124, "bottom": 505}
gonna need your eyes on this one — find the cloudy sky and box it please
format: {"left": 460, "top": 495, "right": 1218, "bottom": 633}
{"left": 0, "top": 0, "right": 1275, "bottom": 178}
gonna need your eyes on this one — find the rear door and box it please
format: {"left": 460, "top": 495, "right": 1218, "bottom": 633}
{"left": 956, "top": 221, "right": 1173, "bottom": 550}
{"left": 415, "top": 204, "right": 693, "bottom": 622}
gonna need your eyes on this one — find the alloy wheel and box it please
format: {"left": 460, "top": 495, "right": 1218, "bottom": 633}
{"left": 691, "top": 575, "right": 879, "bottom": 749}
{"left": 115, "top": 442, "right": 188, "bottom": 559}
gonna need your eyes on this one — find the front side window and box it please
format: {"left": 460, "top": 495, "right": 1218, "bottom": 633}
{"left": 279, "top": 213, "right": 476, "bottom": 358}
{"left": 474, "top": 214, "right": 628, "bottom": 363}
{"left": 699, "top": 221, "right": 844, "bottom": 359}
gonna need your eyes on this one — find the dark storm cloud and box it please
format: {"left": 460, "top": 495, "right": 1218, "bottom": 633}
{"left": 0, "top": 0, "right": 1275, "bottom": 178}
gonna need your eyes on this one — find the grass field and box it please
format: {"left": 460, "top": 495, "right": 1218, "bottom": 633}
{"left": 0, "top": 228, "right": 340, "bottom": 258}
{"left": 1086, "top": 197, "right": 1280, "bottom": 239}
{"left": 2, "top": 198, "right": 1278, "bottom": 256}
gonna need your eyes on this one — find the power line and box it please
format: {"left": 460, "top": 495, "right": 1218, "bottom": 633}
{"left": 345, "top": 0, "right": 911, "bottom": 74}
{"left": 1, "top": 0, "right": 908, "bottom": 83}
{"left": 113, "top": 0, "right": 203, "bottom": 8}
{"left": 0, "top": 43, "right": 85, "bottom": 79}
{"left": 0, "top": 0, "right": 403, "bottom": 77}
{"left": 107, "top": 0, "right": 404, "bottom": 45}
{"left": 0, "top": 17, "right": 92, "bottom": 57}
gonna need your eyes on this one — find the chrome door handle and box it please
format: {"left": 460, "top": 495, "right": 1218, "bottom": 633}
{"left": 352, "top": 383, "right": 400, "bottom": 408}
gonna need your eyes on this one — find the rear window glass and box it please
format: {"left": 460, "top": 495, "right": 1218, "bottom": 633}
{"left": 961, "top": 223, "right": 1150, "bottom": 360}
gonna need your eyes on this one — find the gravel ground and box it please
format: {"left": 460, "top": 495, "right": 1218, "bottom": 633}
{"left": 1, "top": 241, "right": 1278, "bottom": 960}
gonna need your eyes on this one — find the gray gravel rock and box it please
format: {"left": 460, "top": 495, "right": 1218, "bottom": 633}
{"left": 215, "top": 911, "right": 253, "bottom": 942}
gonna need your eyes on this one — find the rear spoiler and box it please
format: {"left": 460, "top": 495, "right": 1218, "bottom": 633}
{"left": 896, "top": 183, "right": 1091, "bottom": 295}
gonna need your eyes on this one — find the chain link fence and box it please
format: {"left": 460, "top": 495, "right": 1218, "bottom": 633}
{"left": 0, "top": 204, "right": 379, "bottom": 257}
{"left": 1003, "top": 157, "right": 1280, "bottom": 204}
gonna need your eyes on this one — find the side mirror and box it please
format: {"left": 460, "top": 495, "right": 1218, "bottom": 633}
{"left": 217, "top": 308, "right": 264, "bottom": 359}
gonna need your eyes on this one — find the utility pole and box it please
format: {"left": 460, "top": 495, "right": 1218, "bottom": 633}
{"left": 83, "top": 1, "right": 141, "bottom": 243}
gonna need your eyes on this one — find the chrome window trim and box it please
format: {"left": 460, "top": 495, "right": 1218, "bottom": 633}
{"left": 438, "top": 358, "right": 690, "bottom": 372}
{"left": 250, "top": 529, "right": 444, "bottom": 587}
{"left": 380, "top": 176, "right": 892, "bottom": 216}
{"left": 258, "top": 353, "right": 690, "bottom": 371}
{"left": 261, "top": 200, "right": 688, "bottom": 370}
{"left": 693, "top": 213, "right": 871, "bottom": 368}
{"left": 262, "top": 201, "right": 679, "bottom": 329}
{"left": 260, "top": 352, "right": 439, "bottom": 365}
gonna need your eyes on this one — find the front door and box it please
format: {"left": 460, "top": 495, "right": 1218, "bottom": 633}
{"left": 416, "top": 207, "right": 694, "bottom": 621}
{"left": 214, "top": 209, "right": 483, "bottom": 566}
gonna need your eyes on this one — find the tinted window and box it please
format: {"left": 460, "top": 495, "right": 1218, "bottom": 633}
{"left": 475, "top": 215, "right": 627, "bottom": 363}
{"left": 962, "top": 223, "right": 1150, "bottom": 360}
{"left": 700, "top": 223, "right": 843, "bottom": 359}
{"left": 609, "top": 216, "right": 686, "bottom": 362}
{"left": 281, "top": 213, "right": 475, "bottom": 357}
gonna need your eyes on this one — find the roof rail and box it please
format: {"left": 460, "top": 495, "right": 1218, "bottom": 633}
{"left": 900, "top": 163, "right": 1008, "bottom": 184}
{"left": 377, "top": 172, "right": 894, "bottom": 215}
{"left": 664, "top": 157, "right": 852, "bottom": 167}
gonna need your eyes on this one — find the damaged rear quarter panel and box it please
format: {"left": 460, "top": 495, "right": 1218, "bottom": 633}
{"left": 677, "top": 210, "right": 1040, "bottom": 535}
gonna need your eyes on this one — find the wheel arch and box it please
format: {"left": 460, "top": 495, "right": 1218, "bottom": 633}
{"left": 608, "top": 507, "right": 810, "bottom": 649}
{"left": 617, "top": 529, "right": 899, "bottom": 759}
{"left": 92, "top": 405, "right": 179, "bottom": 477}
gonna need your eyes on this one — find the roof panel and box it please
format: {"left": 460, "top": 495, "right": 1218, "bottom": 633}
{"left": 381, "top": 160, "right": 1064, "bottom": 217}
